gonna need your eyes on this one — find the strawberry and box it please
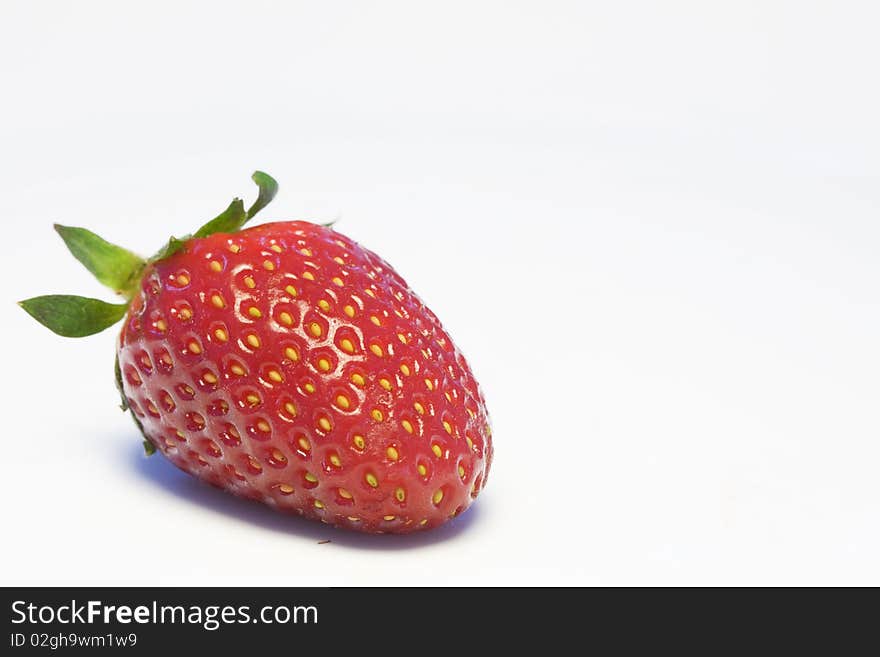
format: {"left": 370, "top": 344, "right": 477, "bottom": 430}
{"left": 20, "top": 172, "right": 492, "bottom": 534}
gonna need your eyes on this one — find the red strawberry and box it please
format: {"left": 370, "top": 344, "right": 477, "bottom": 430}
{"left": 21, "top": 172, "right": 492, "bottom": 534}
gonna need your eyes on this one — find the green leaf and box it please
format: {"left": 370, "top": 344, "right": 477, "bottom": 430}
{"left": 18, "top": 295, "right": 128, "bottom": 337}
{"left": 193, "top": 198, "right": 246, "bottom": 239}
{"left": 247, "top": 170, "right": 279, "bottom": 219}
{"left": 54, "top": 225, "right": 145, "bottom": 297}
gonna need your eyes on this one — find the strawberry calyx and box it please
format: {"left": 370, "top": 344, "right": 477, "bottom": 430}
{"left": 18, "top": 171, "right": 278, "bottom": 338}
{"left": 21, "top": 170, "right": 278, "bottom": 457}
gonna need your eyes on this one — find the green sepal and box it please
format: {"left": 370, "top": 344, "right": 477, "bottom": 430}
{"left": 18, "top": 295, "right": 129, "bottom": 337}
{"left": 115, "top": 354, "right": 155, "bottom": 456}
{"left": 54, "top": 225, "right": 145, "bottom": 298}
{"left": 192, "top": 198, "right": 246, "bottom": 239}
{"left": 191, "top": 170, "right": 278, "bottom": 240}
{"left": 114, "top": 355, "right": 129, "bottom": 411}
{"left": 247, "top": 170, "right": 279, "bottom": 219}
{"left": 152, "top": 235, "right": 189, "bottom": 261}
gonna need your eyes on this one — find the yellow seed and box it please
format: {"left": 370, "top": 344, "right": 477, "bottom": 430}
{"left": 278, "top": 484, "right": 294, "bottom": 494}
{"left": 339, "top": 338, "right": 355, "bottom": 354}
{"left": 420, "top": 519, "right": 428, "bottom": 526}
{"left": 245, "top": 393, "right": 260, "bottom": 406}
{"left": 333, "top": 256, "right": 345, "bottom": 265}
{"left": 203, "top": 372, "right": 217, "bottom": 384}
{"left": 343, "top": 305, "right": 355, "bottom": 318}
{"left": 211, "top": 294, "right": 225, "bottom": 308}
{"left": 270, "top": 244, "right": 283, "bottom": 253}
{"left": 297, "top": 436, "right": 311, "bottom": 451}
{"left": 402, "top": 420, "right": 414, "bottom": 434}
{"left": 228, "top": 243, "right": 241, "bottom": 253}
{"left": 395, "top": 488, "right": 406, "bottom": 502}
{"left": 329, "top": 453, "right": 342, "bottom": 467}
{"left": 351, "top": 373, "right": 365, "bottom": 387}
{"left": 365, "top": 289, "right": 376, "bottom": 298}
{"left": 284, "top": 402, "right": 297, "bottom": 417}
{"left": 432, "top": 489, "right": 444, "bottom": 505}
{"left": 214, "top": 328, "right": 228, "bottom": 342}
{"left": 336, "top": 394, "right": 350, "bottom": 410}
{"left": 317, "top": 358, "right": 331, "bottom": 372}
{"left": 256, "top": 420, "right": 270, "bottom": 433}
{"left": 397, "top": 333, "right": 408, "bottom": 344}
{"left": 459, "top": 465, "right": 466, "bottom": 479}
{"left": 300, "top": 247, "right": 313, "bottom": 257}
{"left": 365, "top": 473, "right": 378, "bottom": 488}
{"left": 332, "top": 276, "right": 344, "bottom": 287}
{"left": 466, "top": 436, "right": 474, "bottom": 450}
{"left": 160, "top": 353, "right": 173, "bottom": 366}
{"left": 178, "top": 307, "right": 192, "bottom": 320}
{"left": 230, "top": 363, "right": 245, "bottom": 376}
{"left": 188, "top": 341, "right": 202, "bottom": 354}
{"left": 267, "top": 370, "right": 283, "bottom": 383}
{"left": 248, "top": 307, "right": 262, "bottom": 319}
{"left": 155, "top": 319, "right": 167, "bottom": 332}
{"left": 370, "top": 344, "right": 383, "bottom": 357}
{"left": 304, "top": 472, "right": 318, "bottom": 483}
{"left": 314, "top": 499, "right": 324, "bottom": 509}
{"left": 347, "top": 516, "right": 360, "bottom": 522}
{"left": 304, "top": 382, "right": 316, "bottom": 394}
{"left": 318, "top": 416, "right": 332, "bottom": 432}
{"left": 339, "top": 488, "right": 353, "bottom": 499}
{"left": 371, "top": 409, "right": 384, "bottom": 422}
{"left": 432, "top": 444, "right": 442, "bottom": 458}
{"left": 318, "top": 300, "right": 331, "bottom": 312}
{"left": 309, "top": 322, "right": 322, "bottom": 338}
{"left": 400, "top": 364, "right": 411, "bottom": 376}
{"left": 424, "top": 378, "right": 434, "bottom": 391}
{"left": 263, "top": 260, "right": 275, "bottom": 271}
{"left": 278, "top": 311, "right": 293, "bottom": 326}
{"left": 209, "top": 260, "right": 222, "bottom": 272}
{"left": 445, "top": 391, "right": 453, "bottom": 402}
{"left": 370, "top": 316, "right": 382, "bottom": 327}
{"left": 285, "top": 284, "right": 297, "bottom": 297}
{"left": 302, "top": 271, "right": 315, "bottom": 281}
{"left": 176, "top": 273, "right": 190, "bottom": 286}
{"left": 466, "top": 408, "right": 476, "bottom": 418}
{"left": 418, "top": 464, "right": 427, "bottom": 476}
{"left": 353, "top": 435, "right": 365, "bottom": 450}
{"left": 246, "top": 334, "right": 260, "bottom": 349}
{"left": 414, "top": 402, "right": 425, "bottom": 415}
{"left": 379, "top": 378, "right": 392, "bottom": 391}
{"left": 284, "top": 346, "right": 299, "bottom": 362}
{"left": 386, "top": 446, "right": 399, "bottom": 460}
{"left": 243, "top": 275, "right": 256, "bottom": 289}
{"left": 443, "top": 420, "right": 453, "bottom": 435}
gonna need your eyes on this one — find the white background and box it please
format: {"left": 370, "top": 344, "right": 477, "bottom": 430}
{"left": 1, "top": 1, "right": 878, "bottom": 586}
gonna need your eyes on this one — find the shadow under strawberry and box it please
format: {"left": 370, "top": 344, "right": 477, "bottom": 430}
{"left": 127, "top": 439, "right": 483, "bottom": 551}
